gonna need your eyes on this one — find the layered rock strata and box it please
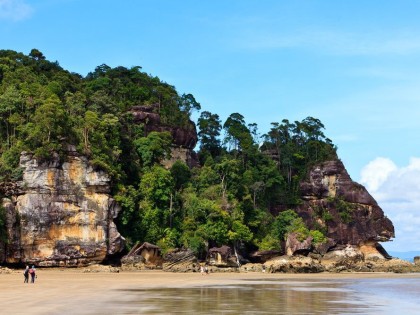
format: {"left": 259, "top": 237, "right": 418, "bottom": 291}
{"left": 0, "top": 149, "right": 125, "bottom": 266}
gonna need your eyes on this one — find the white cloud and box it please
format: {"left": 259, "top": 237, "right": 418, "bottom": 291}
{"left": 360, "top": 157, "right": 420, "bottom": 251}
{"left": 360, "top": 157, "right": 397, "bottom": 192}
{"left": 0, "top": 0, "right": 33, "bottom": 21}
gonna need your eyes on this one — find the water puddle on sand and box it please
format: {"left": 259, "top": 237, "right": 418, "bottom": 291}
{"left": 100, "top": 280, "right": 369, "bottom": 314}
{"left": 88, "top": 278, "right": 420, "bottom": 314}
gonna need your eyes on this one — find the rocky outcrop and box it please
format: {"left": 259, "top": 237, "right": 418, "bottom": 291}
{"left": 241, "top": 253, "right": 420, "bottom": 274}
{"left": 131, "top": 104, "right": 199, "bottom": 168}
{"left": 121, "top": 242, "right": 163, "bottom": 270}
{"left": 293, "top": 160, "right": 394, "bottom": 251}
{"left": 264, "top": 255, "right": 324, "bottom": 273}
{"left": 317, "top": 244, "right": 420, "bottom": 273}
{"left": 0, "top": 149, "right": 125, "bottom": 267}
{"left": 131, "top": 105, "right": 197, "bottom": 149}
{"left": 162, "top": 248, "right": 199, "bottom": 272}
{"left": 285, "top": 233, "right": 313, "bottom": 256}
{"left": 320, "top": 245, "right": 364, "bottom": 271}
{"left": 249, "top": 250, "right": 281, "bottom": 263}
{"left": 208, "top": 245, "right": 240, "bottom": 267}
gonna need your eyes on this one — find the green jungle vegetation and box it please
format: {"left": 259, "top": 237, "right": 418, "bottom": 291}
{"left": 0, "top": 49, "right": 337, "bottom": 256}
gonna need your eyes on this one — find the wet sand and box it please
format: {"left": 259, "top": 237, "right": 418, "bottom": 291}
{"left": 2, "top": 269, "right": 420, "bottom": 314}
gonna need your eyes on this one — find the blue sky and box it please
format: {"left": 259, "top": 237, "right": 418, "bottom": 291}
{"left": 2, "top": 0, "right": 420, "bottom": 253}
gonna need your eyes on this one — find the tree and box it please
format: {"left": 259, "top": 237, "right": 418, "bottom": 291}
{"left": 197, "top": 111, "right": 222, "bottom": 158}
{"left": 272, "top": 209, "right": 299, "bottom": 241}
{"left": 139, "top": 165, "right": 174, "bottom": 211}
{"left": 248, "top": 122, "right": 260, "bottom": 144}
{"left": 223, "top": 113, "right": 249, "bottom": 151}
{"left": 228, "top": 220, "right": 253, "bottom": 266}
{"left": 29, "top": 48, "right": 46, "bottom": 61}
{"left": 214, "top": 156, "right": 240, "bottom": 199}
{"left": 223, "top": 113, "right": 256, "bottom": 168}
{"left": 178, "top": 93, "right": 201, "bottom": 115}
{"left": 31, "top": 95, "right": 67, "bottom": 146}
{"left": 82, "top": 111, "right": 99, "bottom": 154}
{"left": 170, "top": 160, "right": 191, "bottom": 191}
{"left": 138, "top": 166, "right": 175, "bottom": 242}
{"left": 198, "top": 221, "right": 229, "bottom": 246}
{"left": 133, "top": 131, "right": 172, "bottom": 169}
{"left": 114, "top": 185, "right": 140, "bottom": 246}
{"left": 0, "top": 86, "right": 23, "bottom": 148}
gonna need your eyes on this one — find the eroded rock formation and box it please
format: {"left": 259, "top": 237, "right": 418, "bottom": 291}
{"left": 121, "top": 242, "right": 163, "bottom": 270}
{"left": 0, "top": 148, "right": 125, "bottom": 266}
{"left": 288, "top": 159, "right": 394, "bottom": 256}
{"left": 264, "top": 255, "right": 324, "bottom": 273}
{"left": 162, "top": 248, "right": 198, "bottom": 272}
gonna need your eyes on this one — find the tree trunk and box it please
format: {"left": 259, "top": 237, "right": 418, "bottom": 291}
{"left": 169, "top": 193, "right": 173, "bottom": 228}
{"left": 233, "top": 242, "right": 241, "bottom": 267}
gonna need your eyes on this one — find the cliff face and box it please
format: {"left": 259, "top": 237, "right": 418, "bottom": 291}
{"left": 0, "top": 140, "right": 395, "bottom": 266}
{"left": 295, "top": 160, "right": 394, "bottom": 249}
{"left": 0, "top": 148, "right": 125, "bottom": 266}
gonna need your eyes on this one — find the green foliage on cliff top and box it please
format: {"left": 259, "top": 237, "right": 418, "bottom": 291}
{"left": 0, "top": 49, "right": 337, "bottom": 254}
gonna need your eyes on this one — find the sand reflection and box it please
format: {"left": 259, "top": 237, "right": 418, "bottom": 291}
{"left": 118, "top": 280, "right": 371, "bottom": 314}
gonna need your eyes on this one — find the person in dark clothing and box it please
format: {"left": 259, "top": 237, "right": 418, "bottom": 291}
{"left": 29, "top": 265, "right": 36, "bottom": 283}
{"left": 23, "top": 266, "right": 29, "bottom": 283}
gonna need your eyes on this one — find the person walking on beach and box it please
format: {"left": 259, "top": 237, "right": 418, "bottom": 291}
{"left": 23, "top": 265, "right": 29, "bottom": 283}
{"left": 29, "top": 265, "right": 36, "bottom": 283}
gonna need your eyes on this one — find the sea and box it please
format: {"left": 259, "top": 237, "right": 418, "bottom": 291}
{"left": 105, "top": 276, "right": 420, "bottom": 314}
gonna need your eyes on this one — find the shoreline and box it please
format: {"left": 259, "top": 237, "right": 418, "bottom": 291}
{"left": 1, "top": 269, "right": 420, "bottom": 314}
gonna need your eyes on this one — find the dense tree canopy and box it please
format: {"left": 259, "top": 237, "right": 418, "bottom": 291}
{"left": 0, "top": 49, "right": 338, "bottom": 256}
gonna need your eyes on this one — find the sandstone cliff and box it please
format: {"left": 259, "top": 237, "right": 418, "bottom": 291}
{"left": 0, "top": 148, "right": 125, "bottom": 266}
{"left": 288, "top": 159, "right": 394, "bottom": 256}
{"left": 0, "top": 144, "right": 395, "bottom": 268}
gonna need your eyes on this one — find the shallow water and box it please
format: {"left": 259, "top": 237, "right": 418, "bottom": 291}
{"left": 98, "top": 277, "right": 420, "bottom": 314}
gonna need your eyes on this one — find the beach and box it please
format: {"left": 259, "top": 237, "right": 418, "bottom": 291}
{"left": 2, "top": 269, "right": 420, "bottom": 314}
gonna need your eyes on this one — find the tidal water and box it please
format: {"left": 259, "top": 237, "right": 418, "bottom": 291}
{"left": 106, "top": 277, "right": 420, "bottom": 314}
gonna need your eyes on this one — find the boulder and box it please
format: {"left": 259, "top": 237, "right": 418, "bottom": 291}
{"left": 320, "top": 245, "right": 364, "bottom": 271}
{"left": 353, "top": 258, "right": 419, "bottom": 273}
{"left": 121, "top": 242, "right": 163, "bottom": 270}
{"left": 285, "top": 233, "right": 313, "bottom": 256}
{"left": 208, "top": 245, "right": 239, "bottom": 267}
{"left": 265, "top": 255, "right": 324, "bottom": 273}
{"left": 313, "top": 238, "right": 336, "bottom": 255}
{"left": 249, "top": 250, "right": 282, "bottom": 263}
{"left": 162, "top": 248, "right": 199, "bottom": 272}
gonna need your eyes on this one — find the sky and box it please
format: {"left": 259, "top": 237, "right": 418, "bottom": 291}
{"left": 1, "top": 0, "right": 420, "bottom": 253}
